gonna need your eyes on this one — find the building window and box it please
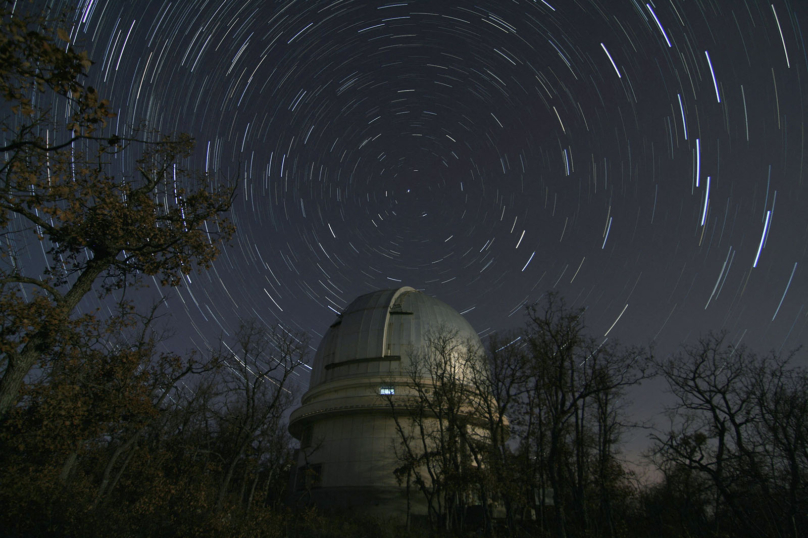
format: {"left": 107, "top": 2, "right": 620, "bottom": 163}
{"left": 380, "top": 385, "right": 395, "bottom": 395}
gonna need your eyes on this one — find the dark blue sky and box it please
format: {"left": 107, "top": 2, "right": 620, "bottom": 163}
{"left": 44, "top": 0, "right": 808, "bottom": 424}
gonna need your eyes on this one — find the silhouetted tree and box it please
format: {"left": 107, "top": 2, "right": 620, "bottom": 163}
{"left": 0, "top": 1, "right": 236, "bottom": 418}
{"left": 521, "top": 292, "right": 650, "bottom": 538}
{"left": 651, "top": 331, "right": 807, "bottom": 538}
{"left": 386, "top": 326, "right": 493, "bottom": 532}
{"left": 210, "top": 319, "right": 308, "bottom": 512}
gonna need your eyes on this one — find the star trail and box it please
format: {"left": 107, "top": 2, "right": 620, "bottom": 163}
{"left": 42, "top": 0, "right": 808, "bottom": 400}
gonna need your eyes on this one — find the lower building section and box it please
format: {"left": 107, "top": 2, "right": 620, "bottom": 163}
{"left": 289, "top": 412, "right": 426, "bottom": 520}
{"left": 290, "top": 485, "right": 421, "bottom": 521}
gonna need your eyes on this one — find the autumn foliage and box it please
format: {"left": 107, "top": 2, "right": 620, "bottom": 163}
{"left": 0, "top": 1, "right": 236, "bottom": 418}
{"left": 0, "top": 308, "right": 311, "bottom": 538}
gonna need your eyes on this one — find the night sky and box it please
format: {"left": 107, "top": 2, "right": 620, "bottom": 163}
{"left": 45, "top": 0, "right": 808, "bottom": 425}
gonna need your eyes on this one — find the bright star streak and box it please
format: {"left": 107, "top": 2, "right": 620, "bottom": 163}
{"left": 705, "top": 50, "right": 720, "bottom": 103}
{"left": 601, "top": 43, "right": 621, "bottom": 78}
{"left": 604, "top": 304, "right": 628, "bottom": 336}
{"left": 753, "top": 211, "right": 771, "bottom": 268}
{"left": 678, "top": 94, "right": 687, "bottom": 140}
{"left": 771, "top": 4, "right": 790, "bottom": 68}
{"left": 701, "top": 176, "right": 710, "bottom": 226}
{"left": 646, "top": 4, "right": 672, "bottom": 47}
{"left": 521, "top": 252, "right": 536, "bottom": 272}
{"left": 602, "top": 217, "right": 612, "bottom": 249}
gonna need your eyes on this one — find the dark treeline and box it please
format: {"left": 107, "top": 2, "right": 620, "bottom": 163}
{"left": 2, "top": 4, "right": 808, "bottom": 537}
{"left": 380, "top": 292, "right": 650, "bottom": 537}
{"left": 647, "top": 333, "right": 808, "bottom": 538}
{"left": 379, "top": 293, "right": 808, "bottom": 538}
{"left": 3, "top": 291, "right": 807, "bottom": 538}
{"left": 1, "top": 309, "right": 312, "bottom": 537}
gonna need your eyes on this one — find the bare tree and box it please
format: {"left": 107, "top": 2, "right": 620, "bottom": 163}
{"left": 754, "top": 367, "right": 808, "bottom": 538}
{"left": 384, "top": 296, "right": 650, "bottom": 538}
{"left": 465, "top": 330, "right": 530, "bottom": 535}
{"left": 385, "top": 326, "right": 492, "bottom": 532}
{"left": 521, "top": 292, "right": 650, "bottom": 538}
{"left": 651, "top": 331, "right": 806, "bottom": 538}
{"left": 210, "top": 319, "right": 307, "bottom": 512}
{"left": 88, "top": 300, "right": 221, "bottom": 510}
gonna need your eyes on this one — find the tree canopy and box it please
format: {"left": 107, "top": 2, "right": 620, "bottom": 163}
{"left": 0, "top": 1, "right": 236, "bottom": 417}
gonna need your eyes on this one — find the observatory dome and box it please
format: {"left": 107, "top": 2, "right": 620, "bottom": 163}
{"left": 288, "top": 287, "right": 487, "bottom": 518}
{"left": 308, "top": 286, "right": 483, "bottom": 388}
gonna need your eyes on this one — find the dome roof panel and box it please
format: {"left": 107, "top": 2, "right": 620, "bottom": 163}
{"left": 333, "top": 287, "right": 397, "bottom": 363}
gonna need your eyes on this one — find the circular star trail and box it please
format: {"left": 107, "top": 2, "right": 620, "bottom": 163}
{"left": 51, "top": 1, "right": 808, "bottom": 382}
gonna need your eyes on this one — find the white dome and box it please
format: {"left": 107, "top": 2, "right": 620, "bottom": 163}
{"left": 309, "top": 286, "right": 483, "bottom": 388}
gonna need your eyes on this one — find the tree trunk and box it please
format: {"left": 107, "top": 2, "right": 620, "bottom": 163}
{"left": 92, "top": 444, "right": 127, "bottom": 509}
{"left": 573, "top": 398, "right": 589, "bottom": 534}
{"left": 0, "top": 260, "right": 108, "bottom": 418}
{"left": 0, "top": 340, "right": 47, "bottom": 419}
{"left": 549, "top": 429, "right": 568, "bottom": 538}
{"left": 406, "top": 469, "right": 411, "bottom": 532}
{"left": 217, "top": 443, "right": 247, "bottom": 512}
{"left": 59, "top": 449, "right": 78, "bottom": 483}
{"left": 91, "top": 427, "right": 146, "bottom": 509}
{"left": 246, "top": 470, "right": 261, "bottom": 512}
{"left": 239, "top": 469, "right": 249, "bottom": 507}
{"left": 105, "top": 444, "right": 137, "bottom": 501}
{"left": 263, "top": 468, "right": 273, "bottom": 507}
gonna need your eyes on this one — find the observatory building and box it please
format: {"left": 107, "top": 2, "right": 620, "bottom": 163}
{"left": 288, "top": 286, "right": 486, "bottom": 519}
